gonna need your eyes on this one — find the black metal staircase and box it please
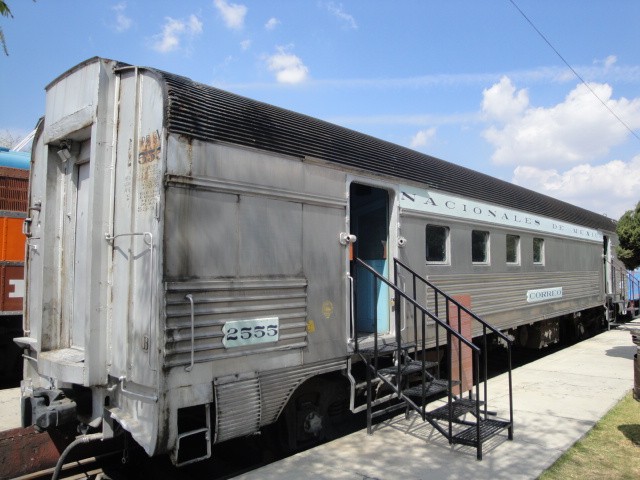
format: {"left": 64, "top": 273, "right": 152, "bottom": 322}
{"left": 352, "top": 257, "right": 514, "bottom": 460}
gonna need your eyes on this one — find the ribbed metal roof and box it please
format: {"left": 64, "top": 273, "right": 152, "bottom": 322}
{"left": 150, "top": 68, "right": 616, "bottom": 233}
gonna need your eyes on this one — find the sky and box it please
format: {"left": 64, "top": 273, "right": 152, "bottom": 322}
{"left": 1, "top": 0, "right": 639, "bottom": 220}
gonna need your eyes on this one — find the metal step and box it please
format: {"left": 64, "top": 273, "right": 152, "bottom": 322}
{"left": 403, "top": 379, "right": 460, "bottom": 399}
{"left": 451, "top": 419, "right": 511, "bottom": 447}
{"left": 377, "top": 359, "right": 438, "bottom": 377}
{"left": 358, "top": 341, "right": 415, "bottom": 356}
{"left": 427, "top": 397, "right": 484, "bottom": 420}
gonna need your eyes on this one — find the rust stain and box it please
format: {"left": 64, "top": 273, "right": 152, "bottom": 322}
{"left": 138, "top": 130, "right": 161, "bottom": 165}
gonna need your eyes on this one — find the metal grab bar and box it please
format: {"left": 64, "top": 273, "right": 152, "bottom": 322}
{"left": 348, "top": 274, "right": 355, "bottom": 342}
{"left": 185, "top": 294, "right": 195, "bottom": 372}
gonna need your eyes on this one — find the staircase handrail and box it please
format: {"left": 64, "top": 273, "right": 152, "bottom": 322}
{"left": 394, "top": 258, "right": 513, "bottom": 344}
{"left": 356, "top": 258, "right": 479, "bottom": 353}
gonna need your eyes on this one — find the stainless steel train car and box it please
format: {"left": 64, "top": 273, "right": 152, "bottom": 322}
{"left": 17, "top": 57, "right": 626, "bottom": 464}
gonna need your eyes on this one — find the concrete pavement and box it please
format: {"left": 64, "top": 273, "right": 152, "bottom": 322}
{"left": 235, "top": 325, "right": 637, "bottom": 480}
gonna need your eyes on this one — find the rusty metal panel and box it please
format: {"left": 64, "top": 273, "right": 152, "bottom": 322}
{"left": 0, "top": 426, "right": 70, "bottom": 478}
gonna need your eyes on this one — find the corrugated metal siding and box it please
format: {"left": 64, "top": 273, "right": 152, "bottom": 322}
{"left": 214, "top": 374, "right": 261, "bottom": 443}
{"left": 145, "top": 67, "right": 615, "bottom": 232}
{"left": 164, "top": 278, "right": 308, "bottom": 368}
{"left": 423, "top": 270, "right": 601, "bottom": 317}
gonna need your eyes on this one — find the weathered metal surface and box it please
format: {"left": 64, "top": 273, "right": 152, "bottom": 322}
{"left": 0, "top": 426, "right": 71, "bottom": 478}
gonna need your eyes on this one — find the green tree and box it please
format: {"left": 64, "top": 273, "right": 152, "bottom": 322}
{"left": 0, "top": 1, "right": 11, "bottom": 56}
{"left": 617, "top": 201, "right": 640, "bottom": 270}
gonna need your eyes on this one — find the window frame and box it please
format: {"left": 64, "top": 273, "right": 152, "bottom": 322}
{"left": 471, "top": 229, "right": 490, "bottom": 265}
{"left": 425, "top": 224, "right": 450, "bottom": 265}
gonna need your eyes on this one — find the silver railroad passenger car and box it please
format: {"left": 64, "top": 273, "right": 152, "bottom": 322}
{"left": 18, "top": 58, "right": 624, "bottom": 465}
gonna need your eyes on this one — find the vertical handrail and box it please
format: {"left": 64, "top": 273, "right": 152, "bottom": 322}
{"left": 373, "top": 273, "right": 379, "bottom": 370}
{"left": 348, "top": 274, "right": 355, "bottom": 342}
{"left": 508, "top": 342, "right": 514, "bottom": 439}
{"left": 447, "top": 329, "right": 453, "bottom": 441}
{"left": 185, "top": 294, "right": 195, "bottom": 372}
{"left": 475, "top": 349, "right": 481, "bottom": 459}
{"left": 483, "top": 324, "right": 488, "bottom": 417}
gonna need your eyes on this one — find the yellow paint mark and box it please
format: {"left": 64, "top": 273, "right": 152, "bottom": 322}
{"left": 307, "top": 319, "right": 316, "bottom": 333}
{"left": 322, "top": 300, "right": 334, "bottom": 319}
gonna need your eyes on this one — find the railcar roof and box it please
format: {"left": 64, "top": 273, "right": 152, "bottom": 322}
{"left": 146, "top": 66, "right": 615, "bottom": 233}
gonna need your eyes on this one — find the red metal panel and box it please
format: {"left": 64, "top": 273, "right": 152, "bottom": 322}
{"left": 0, "top": 265, "right": 24, "bottom": 312}
{"left": 0, "top": 217, "right": 27, "bottom": 262}
{"left": 448, "top": 295, "right": 473, "bottom": 395}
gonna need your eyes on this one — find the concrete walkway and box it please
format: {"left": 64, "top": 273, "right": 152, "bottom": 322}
{"left": 0, "top": 386, "right": 21, "bottom": 431}
{"left": 235, "top": 326, "right": 637, "bottom": 480}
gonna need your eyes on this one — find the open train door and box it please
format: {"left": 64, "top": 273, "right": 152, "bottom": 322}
{"left": 349, "top": 183, "right": 390, "bottom": 335}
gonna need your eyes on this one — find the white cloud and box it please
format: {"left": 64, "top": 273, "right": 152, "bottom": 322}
{"left": 604, "top": 54, "right": 617, "bottom": 69}
{"left": 512, "top": 155, "right": 640, "bottom": 219}
{"left": 266, "top": 47, "right": 309, "bottom": 84}
{"left": 265, "top": 17, "right": 280, "bottom": 30}
{"left": 240, "top": 39, "right": 251, "bottom": 50}
{"left": 152, "top": 15, "right": 203, "bottom": 53}
{"left": 410, "top": 128, "right": 436, "bottom": 149}
{"left": 214, "top": 0, "right": 247, "bottom": 30}
{"left": 482, "top": 78, "right": 640, "bottom": 167}
{"left": 112, "top": 2, "right": 132, "bottom": 32}
{"left": 481, "top": 76, "right": 529, "bottom": 122}
{"left": 323, "top": 2, "right": 357, "bottom": 29}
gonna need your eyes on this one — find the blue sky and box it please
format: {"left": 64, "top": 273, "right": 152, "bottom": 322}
{"left": 1, "top": 1, "right": 639, "bottom": 219}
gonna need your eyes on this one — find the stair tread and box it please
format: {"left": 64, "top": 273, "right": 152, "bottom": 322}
{"left": 427, "top": 398, "right": 485, "bottom": 420}
{"left": 359, "top": 341, "right": 415, "bottom": 356}
{"left": 377, "top": 359, "right": 438, "bottom": 376}
{"left": 451, "top": 419, "right": 511, "bottom": 446}
{"left": 403, "top": 379, "right": 461, "bottom": 399}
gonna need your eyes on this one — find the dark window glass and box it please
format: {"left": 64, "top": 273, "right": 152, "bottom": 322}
{"left": 472, "top": 230, "right": 489, "bottom": 263}
{"left": 506, "top": 234, "right": 520, "bottom": 264}
{"left": 533, "top": 237, "right": 545, "bottom": 264}
{"left": 426, "top": 225, "right": 448, "bottom": 262}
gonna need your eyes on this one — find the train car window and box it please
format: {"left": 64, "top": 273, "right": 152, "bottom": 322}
{"left": 506, "top": 234, "right": 520, "bottom": 264}
{"left": 426, "top": 225, "right": 449, "bottom": 263}
{"left": 472, "top": 230, "right": 489, "bottom": 264}
{"left": 533, "top": 237, "right": 545, "bottom": 265}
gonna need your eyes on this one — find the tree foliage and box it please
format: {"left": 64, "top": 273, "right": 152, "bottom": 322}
{"left": 0, "top": 1, "right": 12, "bottom": 56}
{"left": 616, "top": 201, "right": 640, "bottom": 270}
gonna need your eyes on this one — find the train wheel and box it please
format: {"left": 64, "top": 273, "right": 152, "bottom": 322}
{"left": 278, "top": 376, "right": 348, "bottom": 452}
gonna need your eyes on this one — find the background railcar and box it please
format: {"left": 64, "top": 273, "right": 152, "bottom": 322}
{"left": 0, "top": 146, "right": 29, "bottom": 385}
{"left": 19, "top": 58, "right": 625, "bottom": 465}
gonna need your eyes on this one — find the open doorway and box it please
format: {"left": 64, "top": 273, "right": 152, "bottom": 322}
{"left": 349, "top": 183, "right": 390, "bottom": 334}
